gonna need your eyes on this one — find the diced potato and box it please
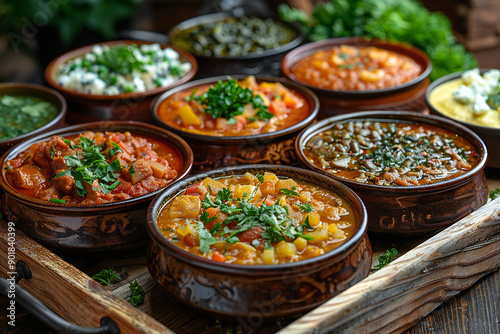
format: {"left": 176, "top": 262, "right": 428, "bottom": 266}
{"left": 176, "top": 224, "right": 196, "bottom": 237}
{"left": 178, "top": 104, "right": 201, "bottom": 126}
{"left": 260, "top": 180, "right": 276, "bottom": 196}
{"left": 212, "top": 241, "right": 226, "bottom": 250}
{"left": 279, "top": 196, "right": 287, "bottom": 206}
{"left": 293, "top": 237, "right": 308, "bottom": 252}
{"left": 169, "top": 195, "right": 201, "bottom": 218}
{"left": 330, "top": 54, "right": 345, "bottom": 65}
{"left": 239, "top": 75, "right": 257, "bottom": 90}
{"left": 383, "top": 56, "right": 398, "bottom": 67}
{"left": 130, "top": 159, "right": 153, "bottom": 184}
{"left": 307, "top": 223, "right": 329, "bottom": 244}
{"left": 368, "top": 48, "right": 388, "bottom": 60}
{"left": 275, "top": 242, "right": 297, "bottom": 259}
{"left": 331, "top": 226, "right": 346, "bottom": 240}
{"left": 256, "top": 92, "right": 270, "bottom": 106}
{"left": 234, "top": 185, "right": 254, "bottom": 199}
{"left": 148, "top": 161, "right": 168, "bottom": 178}
{"left": 360, "top": 69, "right": 385, "bottom": 82}
{"left": 299, "top": 191, "right": 310, "bottom": 202}
{"left": 313, "top": 60, "right": 329, "bottom": 70}
{"left": 276, "top": 178, "right": 298, "bottom": 192}
{"left": 303, "top": 212, "right": 321, "bottom": 228}
{"left": 263, "top": 172, "right": 278, "bottom": 182}
{"left": 246, "top": 121, "right": 260, "bottom": 129}
{"left": 235, "top": 242, "right": 257, "bottom": 253}
{"left": 202, "top": 177, "right": 224, "bottom": 195}
{"left": 263, "top": 248, "right": 276, "bottom": 265}
{"left": 328, "top": 223, "right": 337, "bottom": 235}
{"left": 243, "top": 172, "right": 260, "bottom": 185}
{"left": 215, "top": 118, "right": 228, "bottom": 130}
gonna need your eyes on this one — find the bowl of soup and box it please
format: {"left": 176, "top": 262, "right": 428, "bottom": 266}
{"left": 282, "top": 37, "right": 432, "bottom": 118}
{"left": 45, "top": 40, "right": 197, "bottom": 123}
{"left": 146, "top": 164, "right": 371, "bottom": 317}
{"left": 426, "top": 68, "right": 500, "bottom": 168}
{"left": 169, "top": 13, "right": 303, "bottom": 78}
{"left": 296, "top": 111, "right": 488, "bottom": 233}
{"left": 0, "top": 121, "right": 193, "bottom": 252}
{"left": 151, "top": 75, "right": 319, "bottom": 171}
{"left": 0, "top": 83, "right": 67, "bottom": 156}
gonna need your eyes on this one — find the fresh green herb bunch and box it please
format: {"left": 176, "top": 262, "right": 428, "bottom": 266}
{"left": 187, "top": 79, "right": 273, "bottom": 124}
{"left": 92, "top": 268, "right": 121, "bottom": 286}
{"left": 55, "top": 136, "right": 122, "bottom": 197}
{"left": 279, "top": 0, "right": 477, "bottom": 80}
{"left": 490, "top": 188, "right": 500, "bottom": 200}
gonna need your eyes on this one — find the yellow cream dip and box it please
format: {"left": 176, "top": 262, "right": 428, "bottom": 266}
{"left": 429, "top": 78, "right": 500, "bottom": 129}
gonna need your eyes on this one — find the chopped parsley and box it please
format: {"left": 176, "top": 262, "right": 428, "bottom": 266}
{"left": 255, "top": 174, "right": 264, "bottom": 183}
{"left": 54, "top": 136, "right": 122, "bottom": 197}
{"left": 196, "top": 221, "right": 217, "bottom": 254}
{"left": 279, "top": 186, "right": 300, "bottom": 197}
{"left": 186, "top": 79, "right": 273, "bottom": 123}
{"left": 298, "top": 203, "right": 313, "bottom": 212}
{"left": 49, "top": 198, "right": 66, "bottom": 204}
{"left": 490, "top": 188, "right": 500, "bottom": 200}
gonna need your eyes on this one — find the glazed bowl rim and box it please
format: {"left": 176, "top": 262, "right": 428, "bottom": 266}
{"left": 0, "top": 82, "right": 67, "bottom": 145}
{"left": 0, "top": 120, "right": 194, "bottom": 210}
{"left": 425, "top": 68, "right": 500, "bottom": 134}
{"left": 150, "top": 75, "right": 319, "bottom": 143}
{"left": 44, "top": 40, "right": 198, "bottom": 101}
{"left": 281, "top": 37, "right": 433, "bottom": 97}
{"left": 168, "top": 12, "right": 304, "bottom": 61}
{"left": 146, "top": 164, "right": 368, "bottom": 274}
{"left": 295, "top": 110, "right": 488, "bottom": 193}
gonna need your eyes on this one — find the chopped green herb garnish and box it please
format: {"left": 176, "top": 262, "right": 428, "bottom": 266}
{"left": 92, "top": 268, "right": 120, "bottom": 286}
{"left": 372, "top": 248, "right": 398, "bottom": 269}
{"left": 255, "top": 174, "right": 264, "bottom": 183}
{"left": 128, "top": 280, "right": 145, "bottom": 307}
{"left": 108, "top": 142, "right": 122, "bottom": 157}
{"left": 129, "top": 162, "right": 135, "bottom": 176}
{"left": 490, "top": 188, "right": 500, "bottom": 200}
{"left": 279, "top": 186, "right": 300, "bottom": 197}
{"left": 49, "top": 198, "right": 66, "bottom": 204}
{"left": 188, "top": 79, "right": 273, "bottom": 123}
{"left": 163, "top": 227, "right": 174, "bottom": 232}
{"left": 196, "top": 221, "right": 217, "bottom": 254}
{"left": 50, "top": 146, "right": 55, "bottom": 159}
{"left": 298, "top": 203, "right": 313, "bottom": 212}
{"left": 200, "top": 210, "right": 217, "bottom": 226}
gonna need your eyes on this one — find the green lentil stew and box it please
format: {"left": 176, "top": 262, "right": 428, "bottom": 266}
{"left": 304, "top": 120, "right": 479, "bottom": 186}
{"left": 0, "top": 95, "right": 58, "bottom": 141}
{"left": 172, "top": 16, "right": 297, "bottom": 58}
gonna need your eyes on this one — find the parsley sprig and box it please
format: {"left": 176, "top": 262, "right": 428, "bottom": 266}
{"left": 92, "top": 268, "right": 120, "bottom": 286}
{"left": 54, "top": 136, "right": 122, "bottom": 197}
{"left": 372, "top": 248, "right": 398, "bottom": 269}
{"left": 279, "top": 186, "right": 300, "bottom": 197}
{"left": 128, "top": 280, "right": 145, "bottom": 307}
{"left": 490, "top": 188, "right": 500, "bottom": 200}
{"left": 187, "top": 79, "right": 273, "bottom": 124}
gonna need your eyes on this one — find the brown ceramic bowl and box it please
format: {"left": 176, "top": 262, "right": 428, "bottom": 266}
{"left": 169, "top": 13, "right": 303, "bottom": 78}
{"left": 146, "top": 164, "right": 371, "bottom": 318}
{"left": 0, "top": 83, "right": 67, "bottom": 156}
{"left": 0, "top": 121, "right": 193, "bottom": 253}
{"left": 426, "top": 69, "right": 500, "bottom": 169}
{"left": 282, "top": 37, "right": 432, "bottom": 119}
{"left": 296, "top": 111, "right": 488, "bottom": 234}
{"left": 150, "top": 75, "right": 319, "bottom": 172}
{"left": 45, "top": 40, "right": 197, "bottom": 124}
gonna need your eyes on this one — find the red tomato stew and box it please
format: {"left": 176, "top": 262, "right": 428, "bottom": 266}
{"left": 157, "top": 76, "right": 310, "bottom": 136}
{"left": 292, "top": 45, "right": 421, "bottom": 91}
{"left": 303, "top": 120, "right": 479, "bottom": 186}
{"left": 5, "top": 131, "right": 182, "bottom": 205}
{"left": 157, "top": 172, "right": 357, "bottom": 264}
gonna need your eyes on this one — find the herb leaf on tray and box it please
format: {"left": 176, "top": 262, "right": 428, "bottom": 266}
{"left": 92, "top": 268, "right": 121, "bottom": 286}
{"left": 128, "top": 280, "right": 145, "bottom": 307}
{"left": 372, "top": 248, "right": 398, "bottom": 269}
{"left": 490, "top": 188, "right": 500, "bottom": 200}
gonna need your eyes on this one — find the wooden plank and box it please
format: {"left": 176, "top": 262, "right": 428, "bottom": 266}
{"left": 280, "top": 198, "right": 500, "bottom": 334}
{"left": 0, "top": 221, "right": 172, "bottom": 334}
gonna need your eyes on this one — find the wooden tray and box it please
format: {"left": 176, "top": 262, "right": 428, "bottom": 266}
{"left": 1, "top": 176, "right": 500, "bottom": 334}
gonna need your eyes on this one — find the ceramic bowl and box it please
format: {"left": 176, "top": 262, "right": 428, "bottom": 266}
{"left": 45, "top": 40, "right": 197, "bottom": 124}
{"left": 0, "top": 121, "right": 193, "bottom": 253}
{"left": 169, "top": 13, "right": 303, "bottom": 78}
{"left": 150, "top": 75, "right": 319, "bottom": 172}
{"left": 282, "top": 37, "right": 432, "bottom": 119}
{"left": 295, "top": 111, "right": 488, "bottom": 234}
{"left": 425, "top": 69, "right": 500, "bottom": 169}
{"left": 0, "top": 83, "right": 67, "bottom": 156}
{"left": 146, "top": 164, "right": 371, "bottom": 318}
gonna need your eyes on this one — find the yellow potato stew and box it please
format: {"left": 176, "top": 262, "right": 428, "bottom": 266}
{"left": 157, "top": 172, "right": 357, "bottom": 264}
{"left": 157, "top": 76, "right": 310, "bottom": 136}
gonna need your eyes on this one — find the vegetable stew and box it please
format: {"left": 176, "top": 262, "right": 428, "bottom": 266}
{"left": 303, "top": 120, "right": 479, "bottom": 186}
{"left": 5, "top": 131, "right": 182, "bottom": 205}
{"left": 157, "top": 172, "right": 357, "bottom": 264}
{"left": 292, "top": 45, "right": 421, "bottom": 91}
{"left": 157, "top": 76, "right": 310, "bottom": 136}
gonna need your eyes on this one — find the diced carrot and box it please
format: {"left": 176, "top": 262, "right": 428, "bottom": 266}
{"left": 265, "top": 198, "right": 276, "bottom": 206}
{"left": 117, "top": 141, "right": 134, "bottom": 155}
{"left": 186, "top": 182, "right": 202, "bottom": 195}
{"left": 269, "top": 100, "right": 287, "bottom": 116}
{"left": 206, "top": 207, "right": 219, "bottom": 218}
{"left": 212, "top": 251, "right": 225, "bottom": 263}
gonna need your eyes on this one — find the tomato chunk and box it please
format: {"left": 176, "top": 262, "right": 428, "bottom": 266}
{"left": 238, "top": 227, "right": 264, "bottom": 243}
